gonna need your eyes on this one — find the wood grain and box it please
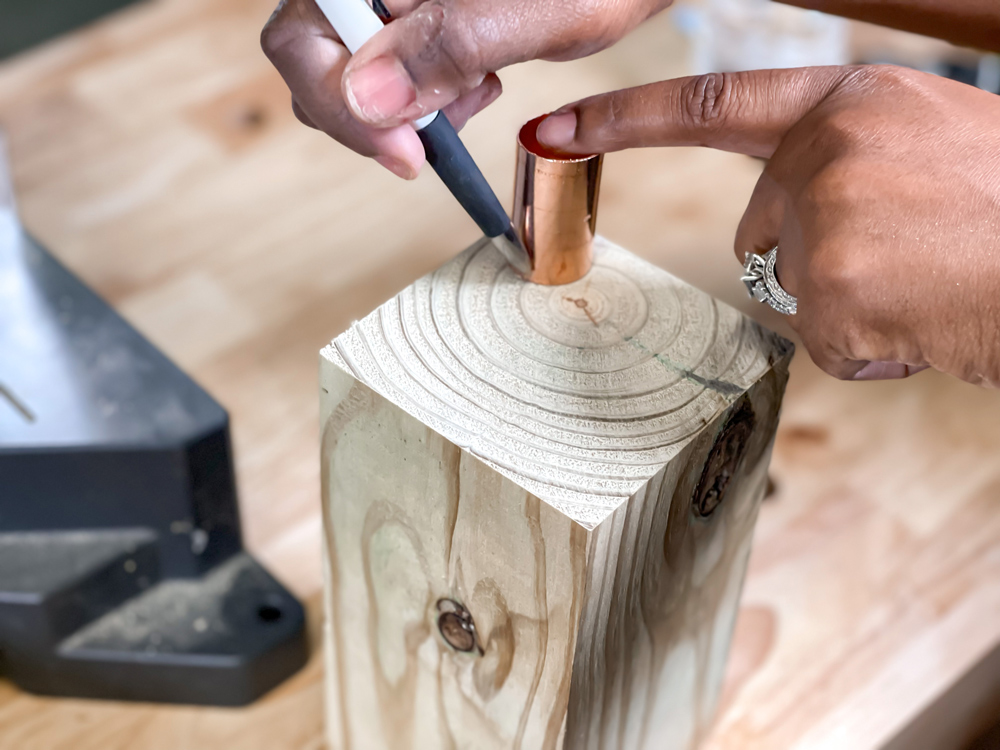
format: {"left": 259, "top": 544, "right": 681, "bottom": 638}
{"left": 325, "top": 237, "right": 788, "bottom": 527}
{"left": 2, "top": 0, "right": 1000, "bottom": 748}
{"left": 320, "top": 377, "right": 589, "bottom": 750}
{"left": 320, "top": 235, "right": 791, "bottom": 749}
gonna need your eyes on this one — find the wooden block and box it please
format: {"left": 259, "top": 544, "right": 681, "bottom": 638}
{"left": 319, "top": 236, "right": 792, "bottom": 750}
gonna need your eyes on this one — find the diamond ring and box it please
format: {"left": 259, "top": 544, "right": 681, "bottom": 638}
{"left": 741, "top": 247, "right": 797, "bottom": 316}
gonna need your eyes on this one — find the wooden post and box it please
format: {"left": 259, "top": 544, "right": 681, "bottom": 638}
{"left": 320, "top": 236, "right": 792, "bottom": 750}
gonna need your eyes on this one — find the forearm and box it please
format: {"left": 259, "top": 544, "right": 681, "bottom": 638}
{"left": 778, "top": 0, "right": 1000, "bottom": 52}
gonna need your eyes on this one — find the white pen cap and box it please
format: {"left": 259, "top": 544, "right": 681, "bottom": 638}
{"left": 314, "top": 0, "right": 439, "bottom": 130}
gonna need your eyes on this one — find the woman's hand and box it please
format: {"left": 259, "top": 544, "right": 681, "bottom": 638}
{"left": 261, "top": 0, "right": 670, "bottom": 179}
{"left": 537, "top": 66, "right": 1000, "bottom": 387}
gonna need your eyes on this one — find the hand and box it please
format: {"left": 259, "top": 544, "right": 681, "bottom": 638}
{"left": 536, "top": 66, "right": 1000, "bottom": 387}
{"left": 261, "top": 0, "right": 671, "bottom": 179}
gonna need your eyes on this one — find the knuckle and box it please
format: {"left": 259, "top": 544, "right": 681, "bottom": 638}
{"left": 797, "top": 107, "right": 873, "bottom": 159}
{"left": 806, "top": 242, "right": 848, "bottom": 291}
{"left": 681, "top": 72, "right": 735, "bottom": 129}
{"left": 805, "top": 240, "right": 871, "bottom": 316}
{"left": 420, "top": 1, "right": 489, "bottom": 90}
{"left": 796, "top": 160, "right": 876, "bottom": 239}
{"left": 260, "top": 23, "right": 281, "bottom": 61}
{"left": 562, "top": 0, "right": 635, "bottom": 52}
{"left": 735, "top": 172, "right": 785, "bottom": 260}
{"left": 572, "top": 92, "right": 629, "bottom": 150}
{"left": 260, "top": 0, "right": 289, "bottom": 60}
{"left": 834, "top": 322, "right": 869, "bottom": 364}
{"left": 798, "top": 162, "right": 854, "bottom": 212}
{"left": 800, "top": 333, "right": 838, "bottom": 374}
{"left": 261, "top": 0, "right": 311, "bottom": 64}
{"left": 794, "top": 255, "right": 879, "bottom": 380}
{"left": 320, "top": 107, "right": 369, "bottom": 146}
{"left": 602, "top": 93, "right": 629, "bottom": 146}
{"left": 802, "top": 332, "right": 854, "bottom": 380}
{"left": 795, "top": 73, "right": 900, "bottom": 154}
{"left": 679, "top": 72, "right": 756, "bottom": 133}
{"left": 840, "top": 65, "right": 938, "bottom": 112}
{"left": 853, "top": 64, "right": 919, "bottom": 92}
{"left": 820, "top": 110, "right": 868, "bottom": 149}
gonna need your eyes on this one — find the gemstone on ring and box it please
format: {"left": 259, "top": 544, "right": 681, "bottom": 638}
{"left": 741, "top": 247, "right": 797, "bottom": 316}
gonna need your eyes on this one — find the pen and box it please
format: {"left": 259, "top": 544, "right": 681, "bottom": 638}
{"left": 314, "top": 0, "right": 532, "bottom": 275}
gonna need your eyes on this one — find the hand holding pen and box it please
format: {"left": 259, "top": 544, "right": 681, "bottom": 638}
{"left": 275, "top": 0, "right": 532, "bottom": 272}
{"left": 261, "top": 0, "right": 673, "bottom": 180}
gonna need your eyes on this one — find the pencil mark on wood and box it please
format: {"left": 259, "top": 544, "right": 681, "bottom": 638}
{"left": 564, "top": 296, "right": 600, "bottom": 327}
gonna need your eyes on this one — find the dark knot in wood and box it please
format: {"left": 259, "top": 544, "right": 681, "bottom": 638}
{"left": 436, "top": 599, "right": 482, "bottom": 655}
{"left": 693, "top": 399, "right": 756, "bottom": 519}
{"left": 239, "top": 106, "right": 267, "bottom": 131}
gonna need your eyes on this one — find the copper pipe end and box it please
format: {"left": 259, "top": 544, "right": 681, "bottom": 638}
{"left": 513, "top": 116, "right": 604, "bottom": 286}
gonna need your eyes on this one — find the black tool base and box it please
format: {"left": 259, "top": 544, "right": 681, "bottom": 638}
{"left": 0, "top": 546, "right": 307, "bottom": 706}
{"left": 0, "top": 225, "right": 308, "bottom": 705}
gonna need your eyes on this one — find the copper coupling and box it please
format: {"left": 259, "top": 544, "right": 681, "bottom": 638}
{"left": 513, "top": 116, "right": 604, "bottom": 285}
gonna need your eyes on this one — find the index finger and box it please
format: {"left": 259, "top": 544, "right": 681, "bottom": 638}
{"left": 535, "top": 67, "right": 857, "bottom": 159}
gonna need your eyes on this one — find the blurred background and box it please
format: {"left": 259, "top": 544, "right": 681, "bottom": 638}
{"left": 1, "top": 0, "right": 999, "bottom": 748}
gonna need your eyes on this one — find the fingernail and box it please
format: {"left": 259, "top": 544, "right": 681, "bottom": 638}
{"left": 375, "top": 155, "right": 417, "bottom": 180}
{"left": 536, "top": 111, "right": 577, "bottom": 149}
{"left": 851, "top": 361, "right": 908, "bottom": 380}
{"left": 852, "top": 362, "right": 880, "bottom": 380}
{"left": 345, "top": 56, "right": 416, "bottom": 124}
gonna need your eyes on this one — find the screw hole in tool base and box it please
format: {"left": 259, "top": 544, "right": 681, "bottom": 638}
{"left": 257, "top": 604, "right": 282, "bottom": 623}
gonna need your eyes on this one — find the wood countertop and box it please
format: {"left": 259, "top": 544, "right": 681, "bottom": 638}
{"left": 1, "top": 1, "right": 998, "bottom": 747}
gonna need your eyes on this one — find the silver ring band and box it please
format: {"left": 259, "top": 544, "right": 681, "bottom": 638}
{"left": 741, "top": 247, "right": 797, "bottom": 316}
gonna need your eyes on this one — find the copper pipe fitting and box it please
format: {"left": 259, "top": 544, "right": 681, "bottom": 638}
{"left": 513, "top": 116, "right": 603, "bottom": 285}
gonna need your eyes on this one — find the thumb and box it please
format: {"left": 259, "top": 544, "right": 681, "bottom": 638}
{"left": 342, "top": 0, "right": 606, "bottom": 128}
{"left": 536, "top": 67, "right": 856, "bottom": 159}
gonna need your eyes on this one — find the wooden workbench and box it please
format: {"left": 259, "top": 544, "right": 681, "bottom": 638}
{"left": 1, "top": 1, "right": 999, "bottom": 748}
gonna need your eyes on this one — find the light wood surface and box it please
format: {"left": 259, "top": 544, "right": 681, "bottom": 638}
{"left": 0, "top": 0, "right": 999, "bottom": 748}
{"left": 319, "top": 236, "right": 790, "bottom": 749}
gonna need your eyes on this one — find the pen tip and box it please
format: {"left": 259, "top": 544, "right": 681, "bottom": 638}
{"left": 491, "top": 226, "right": 532, "bottom": 277}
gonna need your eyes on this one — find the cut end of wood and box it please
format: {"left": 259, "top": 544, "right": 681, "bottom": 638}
{"left": 322, "top": 236, "right": 792, "bottom": 528}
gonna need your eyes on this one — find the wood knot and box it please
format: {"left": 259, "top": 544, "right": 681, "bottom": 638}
{"left": 436, "top": 599, "right": 482, "bottom": 654}
{"left": 238, "top": 105, "right": 267, "bottom": 131}
{"left": 693, "top": 398, "right": 756, "bottom": 519}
